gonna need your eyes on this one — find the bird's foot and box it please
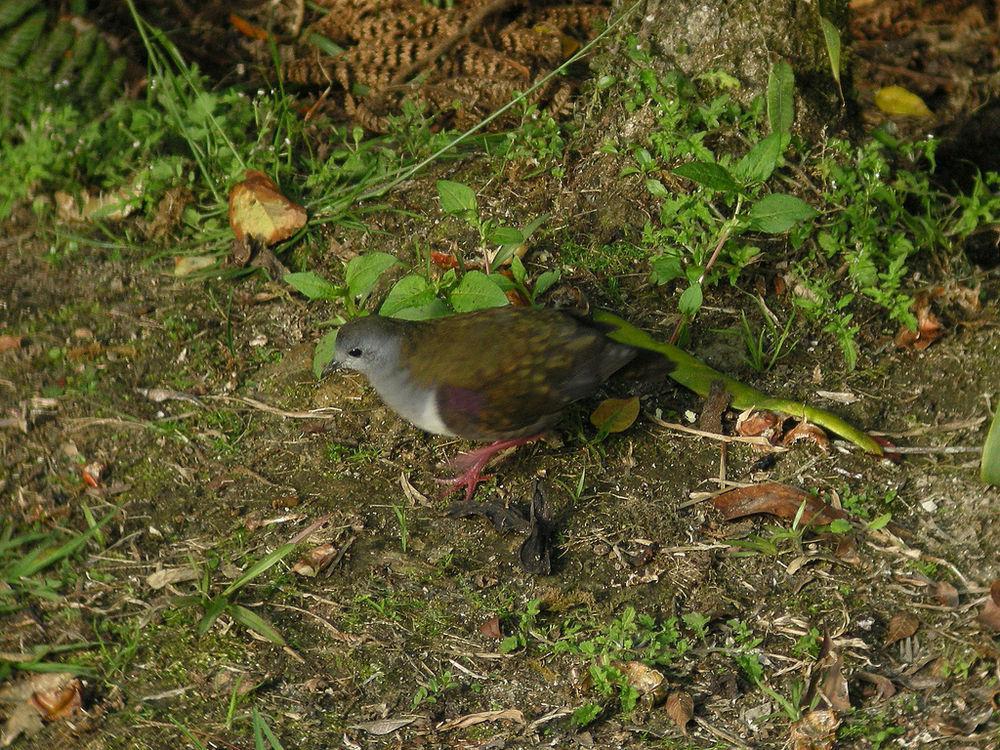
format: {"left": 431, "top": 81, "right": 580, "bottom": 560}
{"left": 436, "top": 435, "right": 540, "bottom": 502}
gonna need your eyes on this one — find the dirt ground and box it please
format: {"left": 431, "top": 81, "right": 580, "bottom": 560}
{"left": 2, "top": 165, "right": 998, "bottom": 748}
{"left": 2, "top": 0, "right": 1000, "bottom": 746}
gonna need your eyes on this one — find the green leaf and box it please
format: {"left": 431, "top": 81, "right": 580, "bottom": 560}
{"left": 380, "top": 275, "right": 433, "bottom": 316}
{"left": 678, "top": 283, "right": 703, "bottom": 316}
{"left": 671, "top": 162, "right": 739, "bottom": 192}
{"left": 735, "top": 133, "right": 786, "bottom": 184}
{"left": 437, "top": 180, "right": 477, "bottom": 215}
{"left": 982, "top": 402, "right": 1000, "bottom": 485}
{"left": 510, "top": 255, "right": 527, "bottom": 285}
{"left": 645, "top": 178, "right": 669, "bottom": 198}
{"left": 345, "top": 252, "right": 399, "bottom": 300}
{"left": 533, "top": 269, "right": 560, "bottom": 299}
{"left": 379, "top": 276, "right": 448, "bottom": 320}
{"left": 487, "top": 273, "right": 516, "bottom": 292}
{"left": 391, "top": 299, "right": 450, "bottom": 320}
{"left": 283, "top": 271, "right": 341, "bottom": 301}
{"left": 819, "top": 16, "right": 843, "bottom": 100}
{"left": 767, "top": 60, "right": 795, "bottom": 134}
{"left": 312, "top": 329, "right": 338, "bottom": 379}
{"left": 449, "top": 271, "right": 509, "bottom": 313}
{"left": 633, "top": 147, "right": 655, "bottom": 171}
{"left": 198, "top": 596, "right": 227, "bottom": 635}
{"left": 222, "top": 543, "right": 296, "bottom": 597}
{"left": 650, "top": 254, "right": 683, "bottom": 285}
{"left": 489, "top": 226, "right": 524, "bottom": 247}
{"left": 230, "top": 605, "right": 286, "bottom": 646}
{"left": 519, "top": 214, "right": 548, "bottom": 241}
{"left": 826, "top": 518, "right": 852, "bottom": 534}
{"left": 749, "top": 194, "right": 817, "bottom": 233}
{"left": 867, "top": 513, "right": 892, "bottom": 531}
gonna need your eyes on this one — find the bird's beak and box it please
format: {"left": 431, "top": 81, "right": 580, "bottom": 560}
{"left": 321, "top": 357, "right": 341, "bottom": 378}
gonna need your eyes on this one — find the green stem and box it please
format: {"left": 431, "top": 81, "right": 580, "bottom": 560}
{"left": 594, "top": 310, "right": 884, "bottom": 456}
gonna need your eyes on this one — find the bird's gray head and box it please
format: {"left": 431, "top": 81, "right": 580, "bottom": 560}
{"left": 323, "top": 316, "right": 404, "bottom": 378}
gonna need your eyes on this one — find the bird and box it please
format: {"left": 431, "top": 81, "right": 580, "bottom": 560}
{"left": 324, "top": 305, "right": 637, "bottom": 500}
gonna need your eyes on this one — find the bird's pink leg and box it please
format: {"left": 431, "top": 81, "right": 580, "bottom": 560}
{"left": 437, "top": 435, "right": 541, "bottom": 502}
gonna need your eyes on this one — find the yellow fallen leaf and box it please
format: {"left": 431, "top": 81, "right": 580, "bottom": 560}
{"left": 173, "top": 255, "right": 217, "bottom": 277}
{"left": 590, "top": 396, "right": 640, "bottom": 434}
{"left": 228, "top": 170, "right": 307, "bottom": 246}
{"left": 874, "top": 86, "right": 933, "bottom": 118}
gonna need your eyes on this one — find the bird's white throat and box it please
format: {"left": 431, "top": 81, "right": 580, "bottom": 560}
{"left": 368, "top": 367, "right": 454, "bottom": 437}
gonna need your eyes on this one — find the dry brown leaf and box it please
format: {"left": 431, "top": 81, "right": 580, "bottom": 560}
{"left": 431, "top": 250, "right": 459, "bottom": 269}
{"left": 0, "top": 672, "right": 79, "bottom": 747}
{"left": 589, "top": 396, "right": 640, "bottom": 434}
{"left": 736, "top": 409, "right": 783, "bottom": 442}
{"left": 782, "top": 422, "right": 830, "bottom": 452}
{"left": 933, "top": 580, "right": 959, "bottom": 608}
{"left": 857, "top": 671, "right": 896, "bottom": 702}
{"left": 437, "top": 708, "right": 524, "bottom": 731}
{"left": 712, "top": 483, "right": 849, "bottom": 526}
{"left": 350, "top": 717, "right": 418, "bottom": 735}
{"left": 619, "top": 661, "right": 664, "bottom": 696}
{"left": 977, "top": 580, "right": 1000, "bottom": 632}
{"left": 818, "top": 653, "right": 850, "bottom": 712}
{"left": 228, "top": 170, "right": 307, "bottom": 246}
{"left": 937, "top": 282, "right": 981, "bottom": 315}
{"left": 664, "top": 690, "right": 693, "bottom": 734}
{"left": 0, "top": 335, "right": 22, "bottom": 353}
{"left": 479, "top": 615, "right": 502, "bottom": 640}
{"left": 229, "top": 12, "right": 270, "bottom": 40}
{"left": 790, "top": 709, "right": 840, "bottom": 750}
{"left": 146, "top": 566, "right": 198, "bottom": 590}
{"left": 29, "top": 680, "right": 81, "bottom": 720}
{"left": 291, "top": 543, "right": 338, "bottom": 577}
{"left": 895, "top": 291, "right": 943, "bottom": 351}
{"left": 885, "top": 612, "right": 919, "bottom": 645}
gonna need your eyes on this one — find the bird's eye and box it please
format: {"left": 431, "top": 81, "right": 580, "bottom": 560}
{"left": 348, "top": 348, "right": 363, "bottom": 358}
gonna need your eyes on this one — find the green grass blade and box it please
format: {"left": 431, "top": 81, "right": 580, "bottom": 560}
{"left": 7, "top": 508, "right": 119, "bottom": 579}
{"left": 230, "top": 605, "right": 286, "bottom": 646}
{"left": 222, "top": 543, "right": 296, "bottom": 597}
{"left": 982, "top": 403, "right": 1000, "bottom": 485}
{"left": 197, "top": 596, "right": 228, "bottom": 636}
{"left": 819, "top": 16, "right": 844, "bottom": 103}
{"left": 253, "top": 709, "right": 285, "bottom": 750}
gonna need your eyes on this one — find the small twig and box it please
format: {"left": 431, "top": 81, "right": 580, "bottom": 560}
{"left": 883, "top": 445, "right": 982, "bottom": 455}
{"left": 206, "top": 394, "right": 340, "bottom": 419}
{"left": 64, "top": 417, "right": 157, "bottom": 432}
{"left": 694, "top": 717, "right": 749, "bottom": 749}
{"left": 871, "top": 417, "right": 986, "bottom": 438}
{"left": 648, "top": 413, "right": 787, "bottom": 450}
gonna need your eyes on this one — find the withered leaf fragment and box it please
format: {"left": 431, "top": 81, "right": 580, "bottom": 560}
{"left": 447, "top": 502, "right": 528, "bottom": 533}
{"left": 790, "top": 709, "right": 840, "bottom": 750}
{"left": 712, "top": 483, "right": 849, "bottom": 526}
{"left": 228, "top": 170, "right": 307, "bottom": 247}
{"left": 885, "top": 612, "right": 919, "bottom": 645}
{"left": 518, "top": 481, "right": 556, "bottom": 575}
{"left": 664, "top": 690, "right": 694, "bottom": 734}
{"left": 977, "top": 580, "right": 1000, "bottom": 632}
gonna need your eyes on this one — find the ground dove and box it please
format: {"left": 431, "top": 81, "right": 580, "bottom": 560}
{"left": 324, "top": 306, "right": 636, "bottom": 499}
